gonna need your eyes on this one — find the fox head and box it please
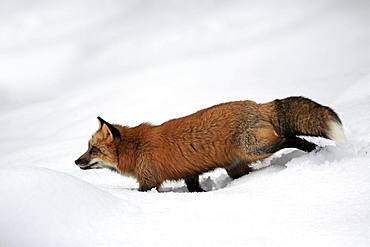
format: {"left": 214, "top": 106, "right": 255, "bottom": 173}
{"left": 75, "top": 117, "right": 121, "bottom": 171}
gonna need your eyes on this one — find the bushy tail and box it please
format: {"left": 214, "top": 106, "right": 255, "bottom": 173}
{"left": 273, "top": 96, "right": 346, "bottom": 143}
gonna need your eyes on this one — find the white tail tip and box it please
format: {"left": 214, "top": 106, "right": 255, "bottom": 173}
{"left": 327, "top": 121, "right": 346, "bottom": 143}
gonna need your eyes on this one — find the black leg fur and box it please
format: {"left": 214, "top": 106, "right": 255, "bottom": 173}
{"left": 281, "top": 136, "right": 317, "bottom": 152}
{"left": 226, "top": 160, "right": 252, "bottom": 179}
{"left": 185, "top": 175, "right": 205, "bottom": 192}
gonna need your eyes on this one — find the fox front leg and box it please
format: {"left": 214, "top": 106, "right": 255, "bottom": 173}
{"left": 138, "top": 183, "right": 155, "bottom": 192}
{"left": 137, "top": 176, "right": 160, "bottom": 192}
{"left": 136, "top": 161, "right": 160, "bottom": 192}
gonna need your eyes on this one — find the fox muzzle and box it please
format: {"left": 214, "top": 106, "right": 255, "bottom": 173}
{"left": 75, "top": 157, "right": 94, "bottom": 170}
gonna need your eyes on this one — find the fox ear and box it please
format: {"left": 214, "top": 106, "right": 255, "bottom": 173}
{"left": 97, "top": 116, "right": 105, "bottom": 130}
{"left": 97, "top": 116, "right": 121, "bottom": 141}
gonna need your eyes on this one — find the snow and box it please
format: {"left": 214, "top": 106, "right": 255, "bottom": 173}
{"left": 0, "top": 166, "right": 140, "bottom": 247}
{"left": 1, "top": 0, "right": 370, "bottom": 246}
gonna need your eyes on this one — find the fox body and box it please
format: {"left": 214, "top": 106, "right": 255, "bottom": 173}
{"left": 75, "top": 97, "right": 345, "bottom": 192}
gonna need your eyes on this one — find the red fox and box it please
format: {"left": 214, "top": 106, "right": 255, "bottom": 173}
{"left": 75, "top": 96, "right": 345, "bottom": 192}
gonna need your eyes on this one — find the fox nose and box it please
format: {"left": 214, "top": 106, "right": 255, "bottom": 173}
{"left": 75, "top": 158, "right": 85, "bottom": 165}
{"left": 75, "top": 158, "right": 89, "bottom": 166}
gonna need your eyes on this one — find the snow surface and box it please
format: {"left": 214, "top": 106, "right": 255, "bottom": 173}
{"left": 1, "top": 0, "right": 370, "bottom": 246}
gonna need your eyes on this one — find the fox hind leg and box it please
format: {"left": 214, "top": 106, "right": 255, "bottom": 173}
{"left": 226, "top": 161, "right": 252, "bottom": 179}
{"left": 185, "top": 175, "right": 205, "bottom": 192}
{"left": 281, "top": 136, "right": 317, "bottom": 152}
{"left": 225, "top": 137, "right": 317, "bottom": 180}
{"left": 257, "top": 136, "right": 318, "bottom": 153}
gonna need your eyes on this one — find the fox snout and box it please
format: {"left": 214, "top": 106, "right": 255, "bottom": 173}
{"left": 75, "top": 152, "right": 94, "bottom": 170}
{"left": 75, "top": 159, "right": 90, "bottom": 170}
{"left": 75, "top": 157, "right": 89, "bottom": 166}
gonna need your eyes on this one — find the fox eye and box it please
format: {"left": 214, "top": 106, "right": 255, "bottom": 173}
{"left": 89, "top": 146, "right": 100, "bottom": 155}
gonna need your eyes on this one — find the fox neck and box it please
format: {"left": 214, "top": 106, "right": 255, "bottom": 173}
{"left": 115, "top": 124, "right": 150, "bottom": 177}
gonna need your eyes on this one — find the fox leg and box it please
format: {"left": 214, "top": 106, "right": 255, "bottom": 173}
{"left": 280, "top": 136, "right": 317, "bottom": 152}
{"left": 226, "top": 161, "right": 252, "bottom": 179}
{"left": 136, "top": 161, "right": 161, "bottom": 192}
{"left": 138, "top": 175, "right": 159, "bottom": 192}
{"left": 258, "top": 136, "right": 318, "bottom": 153}
{"left": 185, "top": 175, "right": 205, "bottom": 192}
{"left": 226, "top": 137, "right": 316, "bottom": 180}
{"left": 138, "top": 183, "right": 155, "bottom": 192}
